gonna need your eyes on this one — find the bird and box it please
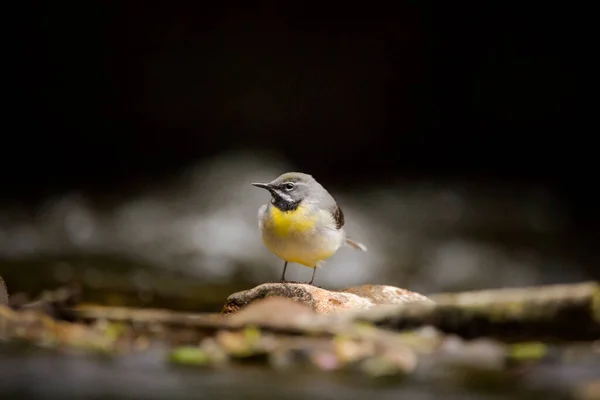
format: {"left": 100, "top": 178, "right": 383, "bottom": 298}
{"left": 252, "top": 172, "right": 367, "bottom": 285}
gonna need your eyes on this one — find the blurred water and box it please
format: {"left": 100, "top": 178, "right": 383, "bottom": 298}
{"left": 0, "top": 150, "right": 589, "bottom": 293}
{"left": 0, "top": 345, "right": 582, "bottom": 400}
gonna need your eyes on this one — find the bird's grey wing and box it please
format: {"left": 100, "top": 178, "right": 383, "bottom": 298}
{"left": 319, "top": 191, "right": 344, "bottom": 230}
{"left": 331, "top": 203, "right": 345, "bottom": 230}
{"left": 325, "top": 198, "right": 367, "bottom": 252}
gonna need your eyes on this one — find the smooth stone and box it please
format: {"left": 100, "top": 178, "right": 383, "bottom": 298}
{"left": 222, "top": 283, "right": 432, "bottom": 315}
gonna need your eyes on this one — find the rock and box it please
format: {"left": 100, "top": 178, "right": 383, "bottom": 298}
{"left": 226, "top": 296, "right": 317, "bottom": 329}
{"left": 222, "top": 283, "right": 432, "bottom": 315}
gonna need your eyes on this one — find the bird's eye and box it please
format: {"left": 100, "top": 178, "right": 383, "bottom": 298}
{"left": 284, "top": 182, "right": 295, "bottom": 191}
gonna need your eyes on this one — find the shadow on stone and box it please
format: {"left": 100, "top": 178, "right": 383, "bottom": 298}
{"left": 222, "top": 283, "right": 433, "bottom": 315}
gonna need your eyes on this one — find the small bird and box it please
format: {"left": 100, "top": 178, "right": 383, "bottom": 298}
{"left": 252, "top": 172, "right": 367, "bottom": 285}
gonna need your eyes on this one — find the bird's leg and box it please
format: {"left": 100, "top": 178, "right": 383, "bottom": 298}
{"left": 308, "top": 267, "right": 317, "bottom": 285}
{"left": 280, "top": 261, "right": 288, "bottom": 283}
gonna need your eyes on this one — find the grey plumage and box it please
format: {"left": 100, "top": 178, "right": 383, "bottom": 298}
{"left": 252, "top": 172, "right": 367, "bottom": 285}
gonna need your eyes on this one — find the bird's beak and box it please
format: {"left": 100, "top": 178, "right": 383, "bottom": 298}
{"left": 252, "top": 182, "right": 272, "bottom": 190}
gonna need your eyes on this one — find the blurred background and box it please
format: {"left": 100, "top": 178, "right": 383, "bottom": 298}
{"left": 2, "top": 3, "right": 596, "bottom": 311}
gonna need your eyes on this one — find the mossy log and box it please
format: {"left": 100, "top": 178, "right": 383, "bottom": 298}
{"left": 346, "top": 281, "right": 600, "bottom": 342}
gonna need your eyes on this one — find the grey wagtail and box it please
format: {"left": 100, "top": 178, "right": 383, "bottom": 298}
{"left": 252, "top": 172, "right": 367, "bottom": 285}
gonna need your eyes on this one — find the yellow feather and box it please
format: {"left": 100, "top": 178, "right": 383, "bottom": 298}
{"left": 267, "top": 205, "right": 317, "bottom": 237}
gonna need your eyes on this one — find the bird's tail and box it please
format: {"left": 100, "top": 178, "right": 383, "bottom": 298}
{"left": 345, "top": 238, "right": 367, "bottom": 252}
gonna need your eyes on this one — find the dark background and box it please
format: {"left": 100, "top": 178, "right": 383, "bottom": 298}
{"left": 8, "top": 4, "right": 592, "bottom": 189}
{"left": 4, "top": 3, "right": 597, "bottom": 284}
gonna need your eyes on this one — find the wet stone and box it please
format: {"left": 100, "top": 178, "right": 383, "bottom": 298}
{"left": 222, "top": 282, "right": 432, "bottom": 315}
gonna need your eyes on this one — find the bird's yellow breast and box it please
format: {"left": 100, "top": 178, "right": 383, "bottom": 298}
{"left": 267, "top": 204, "right": 317, "bottom": 238}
